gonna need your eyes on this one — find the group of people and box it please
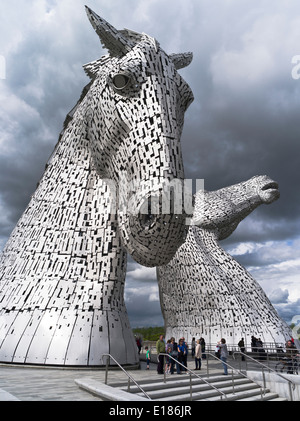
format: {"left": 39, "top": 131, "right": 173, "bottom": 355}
{"left": 242, "top": 336, "right": 300, "bottom": 372}
{"left": 155, "top": 335, "right": 207, "bottom": 374}
{"left": 251, "top": 335, "right": 265, "bottom": 357}
{"left": 149, "top": 334, "right": 300, "bottom": 377}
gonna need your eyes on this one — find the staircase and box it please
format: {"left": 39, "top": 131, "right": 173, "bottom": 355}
{"left": 107, "top": 373, "right": 287, "bottom": 401}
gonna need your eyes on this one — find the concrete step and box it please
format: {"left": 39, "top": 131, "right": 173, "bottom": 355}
{"left": 153, "top": 383, "right": 287, "bottom": 402}
{"left": 112, "top": 373, "right": 244, "bottom": 393}
{"left": 205, "top": 388, "right": 285, "bottom": 401}
{"left": 76, "top": 374, "right": 288, "bottom": 401}
{"left": 111, "top": 372, "right": 288, "bottom": 401}
{"left": 79, "top": 365, "right": 289, "bottom": 402}
{"left": 238, "top": 392, "right": 288, "bottom": 401}
{"left": 134, "top": 378, "right": 255, "bottom": 400}
{"left": 154, "top": 382, "right": 261, "bottom": 401}
{"left": 156, "top": 386, "right": 286, "bottom": 402}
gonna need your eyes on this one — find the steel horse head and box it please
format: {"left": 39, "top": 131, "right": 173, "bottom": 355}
{"left": 0, "top": 7, "right": 194, "bottom": 366}
{"left": 84, "top": 7, "right": 194, "bottom": 267}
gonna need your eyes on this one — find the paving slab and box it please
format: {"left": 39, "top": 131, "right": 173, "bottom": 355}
{"left": 0, "top": 358, "right": 223, "bottom": 401}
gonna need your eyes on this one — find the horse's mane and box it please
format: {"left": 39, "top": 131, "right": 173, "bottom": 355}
{"left": 62, "top": 80, "right": 93, "bottom": 130}
{"left": 47, "top": 29, "right": 157, "bottom": 172}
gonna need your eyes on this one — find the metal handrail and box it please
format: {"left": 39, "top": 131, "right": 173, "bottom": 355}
{"left": 205, "top": 352, "right": 265, "bottom": 400}
{"left": 102, "top": 353, "right": 152, "bottom": 400}
{"left": 233, "top": 351, "right": 296, "bottom": 401}
{"left": 158, "top": 353, "right": 227, "bottom": 400}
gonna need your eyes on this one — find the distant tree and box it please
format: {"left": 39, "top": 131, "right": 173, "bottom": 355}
{"left": 132, "top": 327, "right": 165, "bottom": 341}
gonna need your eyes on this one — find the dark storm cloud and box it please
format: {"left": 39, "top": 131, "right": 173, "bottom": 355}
{"left": 126, "top": 292, "right": 164, "bottom": 328}
{"left": 125, "top": 263, "right": 163, "bottom": 327}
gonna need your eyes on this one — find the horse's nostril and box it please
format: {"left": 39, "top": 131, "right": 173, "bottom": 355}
{"left": 140, "top": 213, "right": 154, "bottom": 228}
{"left": 138, "top": 195, "right": 159, "bottom": 228}
{"left": 261, "top": 182, "right": 278, "bottom": 191}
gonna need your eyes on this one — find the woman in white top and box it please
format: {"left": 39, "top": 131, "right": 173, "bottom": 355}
{"left": 195, "top": 339, "right": 202, "bottom": 370}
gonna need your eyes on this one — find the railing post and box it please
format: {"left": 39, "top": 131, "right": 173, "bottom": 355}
{"left": 105, "top": 355, "right": 109, "bottom": 385}
{"left": 206, "top": 353, "right": 209, "bottom": 377}
{"left": 238, "top": 355, "right": 241, "bottom": 372}
{"left": 163, "top": 355, "right": 166, "bottom": 383}
{"left": 262, "top": 367, "right": 266, "bottom": 391}
{"left": 127, "top": 378, "right": 131, "bottom": 392}
{"left": 289, "top": 382, "right": 293, "bottom": 401}
{"left": 232, "top": 370, "right": 235, "bottom": 394}
{"left": 102, "top": 353, "right": 151, "bottom": 400}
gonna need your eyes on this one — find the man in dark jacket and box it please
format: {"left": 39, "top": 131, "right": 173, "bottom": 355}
{"left": 286, "top": 340, "right": 299, "bottom": 374}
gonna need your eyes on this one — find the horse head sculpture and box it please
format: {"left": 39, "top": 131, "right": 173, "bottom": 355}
{"left": 84, "top": 7, "right": 194, "bottom": 266}
{"left": 193, "top": 175, "right": 280, "bottom": 239}
{"left": 0, "top": 7, "right": 194, "bottom": 366}
{"left": 158, "top": 175, "right": 293, "bottom": 346}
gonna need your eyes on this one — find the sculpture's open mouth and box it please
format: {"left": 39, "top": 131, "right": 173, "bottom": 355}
{"left": 259, "top": 179, "right": 280, "bottom": 204}
{"left": 261, "top": 181, "right": 279, "bottom": 192}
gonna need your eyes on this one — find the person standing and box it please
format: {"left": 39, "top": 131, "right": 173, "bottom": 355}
{"left": 200, "top": 337, "right": 206, "bottom": 359}
{"left": 136, "top": 337, "right": 142, "bottom": 354}
{"left": 191, "top": 337, "right": 196, "bottom": 357}
{"left": 145, "top": 346, "right": 151, "bottom": 370}
{"left": 286, "top": 340, "right": 299, "bottom": 374}
{"left": 251, "top": 336, "right": 258, "bottom": 352}
{"left": 238, "top": 338, "right": 245, "bottom": 361}
{"left": 218, "top": 338, "right": 228, "bottom": 375}
{"left": 181, "top": 337, "right": 188, "bottom": 371}
{"left": 195, "top": 339, "right": 202, "bottom": 370}
{"left": 170, "top": 337, "right": 180, "bottom": 374}
{"left": 156, "top": 334, "right": 165, "bottom": 374}
{"left": 177, "top": 338, "right": 187, "bottom": 372}
{"left": 165, "top": 340, "right": 172, "bottom": 374}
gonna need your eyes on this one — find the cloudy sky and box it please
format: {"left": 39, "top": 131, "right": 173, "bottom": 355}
{"left": 0, "top": 0, "right": 299, "bottom": 329}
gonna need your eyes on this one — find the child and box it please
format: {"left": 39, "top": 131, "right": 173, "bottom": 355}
{"left": 165, "top": 343, "right": 172, "bottom": 374}
{"left": 145, "top": 346, "right": 151, "bottom": 370}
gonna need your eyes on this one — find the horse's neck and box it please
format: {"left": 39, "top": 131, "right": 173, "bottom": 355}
{"left": 190, "top": 226, "right": 219, "bottom": 256}
{"left": 220, "top": 182, "right": 259, "bottom": 213}
{"left": 1, "top": 112, "right": 126, "bottom": 292}
{"left": 194, "top": 185, "right": 259, "bottom": 239}
{"left": 29, "top": 116, "right": 117, "bottom": 239}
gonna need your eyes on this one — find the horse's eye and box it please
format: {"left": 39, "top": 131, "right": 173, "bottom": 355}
{"left": 112, "top": 74, "right": 130, "bottom": 90}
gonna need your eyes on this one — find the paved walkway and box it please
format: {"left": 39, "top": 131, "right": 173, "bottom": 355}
{"left": 0, "top": 358, "right": 224, "bottom": 401}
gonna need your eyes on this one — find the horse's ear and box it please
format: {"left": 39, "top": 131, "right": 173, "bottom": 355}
{"left": 85, "top": 6, "right": 134, "bottom": 57}
{"left": 169, "top": 52, "right": 193, "bottom": 69}
{"left": 83, "top": 58, "right": 108, "bottom": 79}
{"left": 141, "top": 33, "right": 160, "bottom": 52}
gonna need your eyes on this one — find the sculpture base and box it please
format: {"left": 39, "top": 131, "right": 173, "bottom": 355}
{"left": 0, "top": 361, "right": 141, "bottom": 370}
{"left": 0, "top": 308, "right": 139, "bottom": 366}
